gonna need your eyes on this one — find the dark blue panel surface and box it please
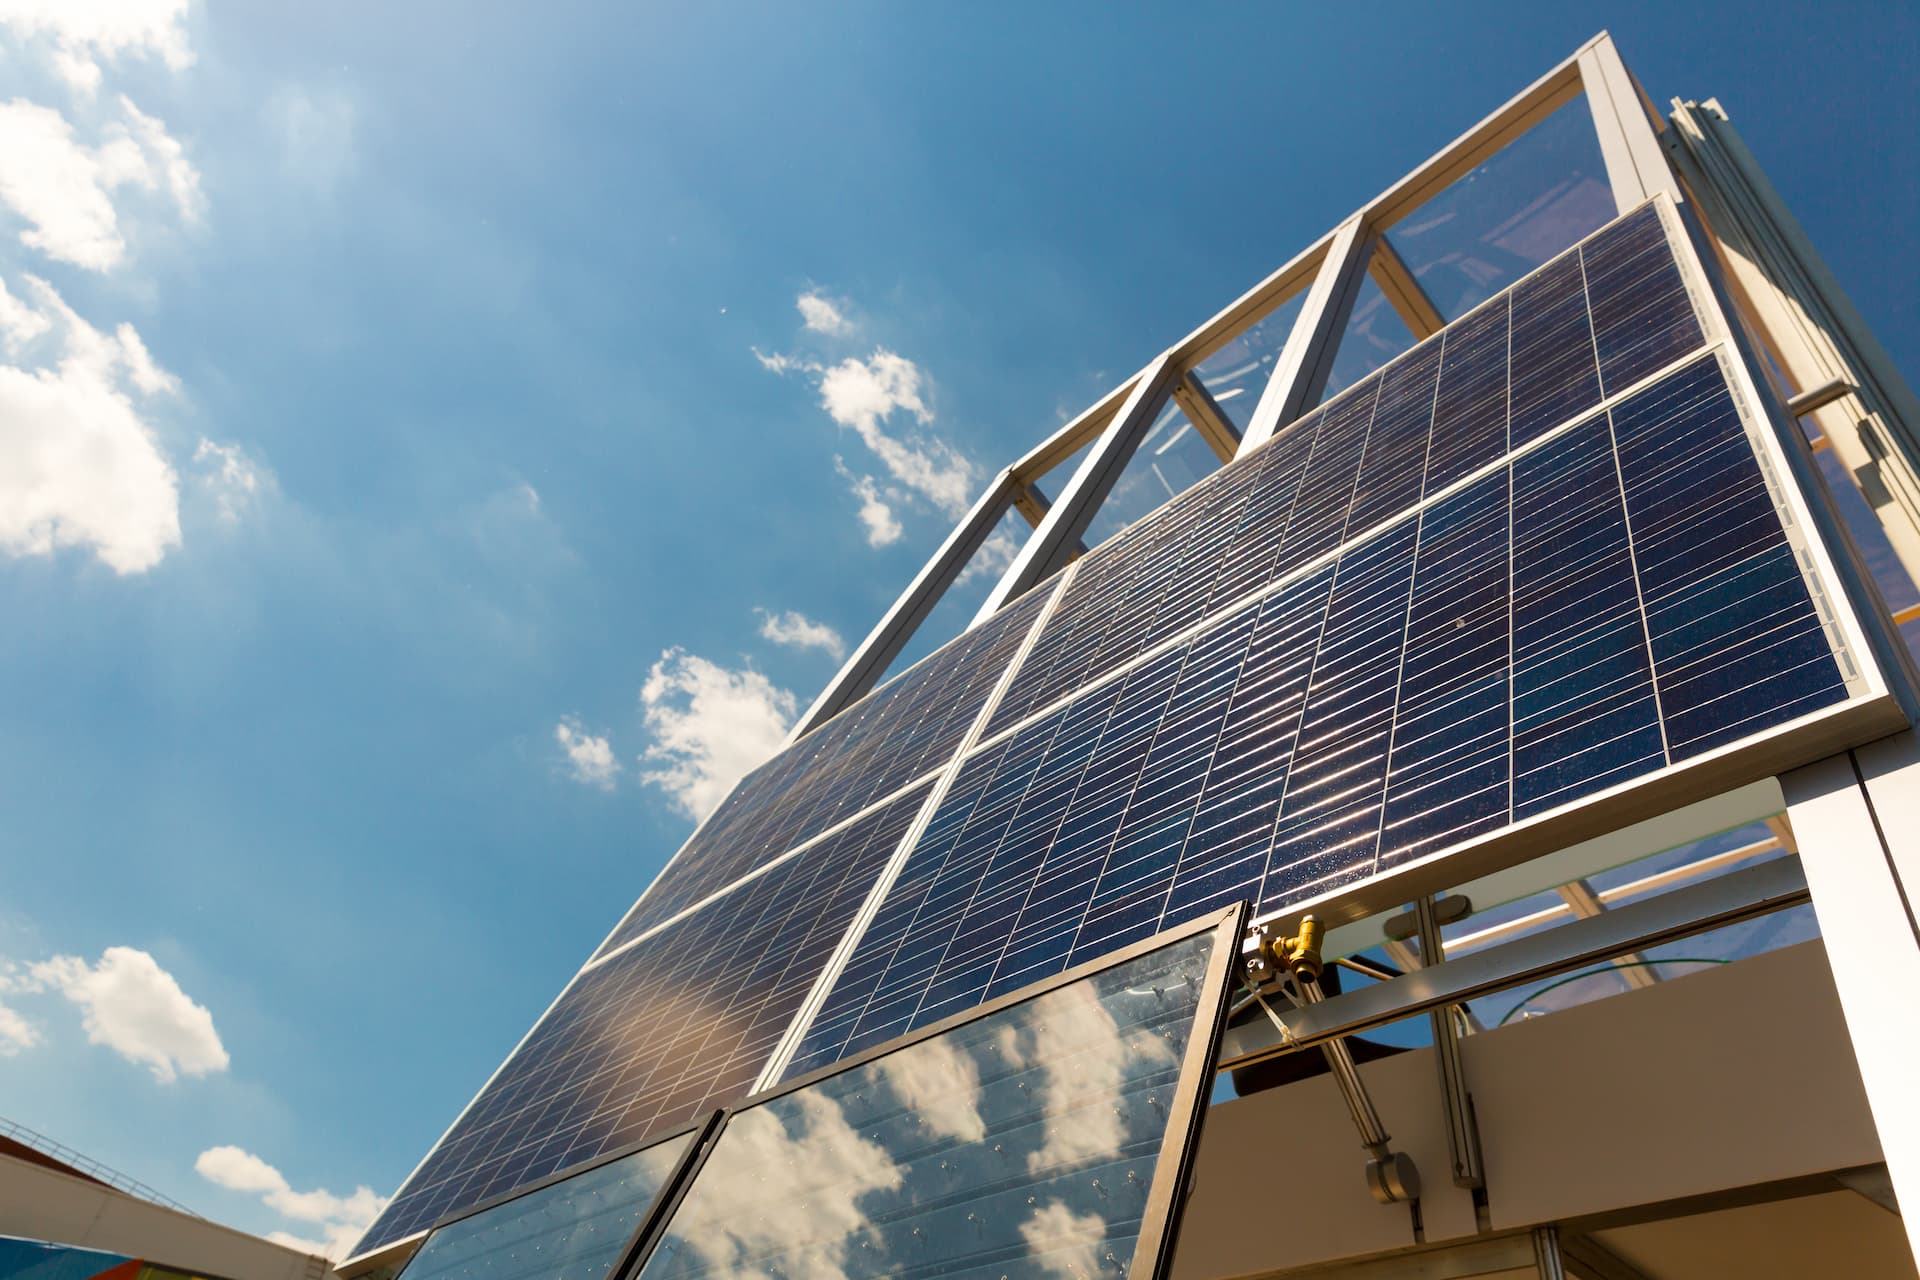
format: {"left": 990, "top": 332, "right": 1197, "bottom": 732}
{"left": 1507, "top": 252, "right": 1600, "bottom": 450}
{"left": 1510, "top": 416, "right": 1665, "bottom": 817}
{"left": 1423, "top": 296, "right": 1510, "bottom": 496}
{"left": 1610, "top": 356, "right": 1846, "bottom": 755}
{"left": 1584, "top": 204, "right": 1704, "bottom": 395}
{"left": 595, "top": 584, "right": 1048, "bottom": 957}
{"left": 359, "top": 784, "right": 928, "bottom": 1253}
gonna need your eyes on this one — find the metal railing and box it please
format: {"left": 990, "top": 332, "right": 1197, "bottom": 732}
{"left": 0, "top": 1115, "right": 202, "bottom": 1218}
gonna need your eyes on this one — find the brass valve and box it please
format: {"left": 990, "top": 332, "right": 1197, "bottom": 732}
{"left": 1243, "top": 914, "right": 1325, "bottom": 989}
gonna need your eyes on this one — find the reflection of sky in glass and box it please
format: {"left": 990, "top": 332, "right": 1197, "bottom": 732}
{"left": 1318, "top": 268, "right": 1417, "bottom": 403}
{"left": 635, "top": 932, "right": 1217, "bottom": 1280}
{"left": 1382, "top": 96, "right": 1616, "bottom": 323}
{"left": 1812, "top": 444, "right": 1920, "bottom": 662}
{"left": 1084, "top": 403, "right": 1221, "bottom": 547}
{"left": 396, "top": 1134, "right": 691, "bottom": 1280}
{"left": 1189, "top": 289, "right": 1310, "bottom": 432}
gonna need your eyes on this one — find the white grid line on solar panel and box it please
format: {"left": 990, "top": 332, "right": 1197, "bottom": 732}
{"left": 782, "top": 350, "right": 1851, "bottom": 1076}
{"left": 985, "top": 204, "right": 1700, "bottom": 743}
{"left": 749, "top": 560, "right": 1081, "bottom": 1090}
{"left": 584, "top": 585, "right": 1052, "bottom": 963}
{"left": 962, "top": 295, "right": 1711, "bottom": 801}
{"left": 354, "top": 782, "right": 930, "bottom": 1255}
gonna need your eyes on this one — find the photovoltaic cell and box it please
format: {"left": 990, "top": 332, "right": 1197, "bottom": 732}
{"left": 357, "top": 784, "right": 930, "bottom": 1253}
{"left": 786, "top": 351, "right": 1848, "bottom": 1080}
{"left": 985, "top": 206, "right": 1701, "bottom": 741}
{"left": 592, "top": 585, "right": 1049, "bottom": 957}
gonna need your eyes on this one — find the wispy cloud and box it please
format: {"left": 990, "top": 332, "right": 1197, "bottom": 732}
{"left": 194, "top": 438, "right": 265, "bottom": 523}
{"left": 795, "top": 288, "right": 852, "bottom": 336}
{"left": 22, "top": 946, "right": 228, "bottom": 1083}
{"left": 0, "top": 0, "right": 194, "bottom": 96}
{"left": 638, "top": 648, "right": 795, "bottom": 820}
{"left": 554, "top": 718, "right": 618, "bottom": 789}
{"left": 0, "top": 95, "right": 201, "bottom": 271}
{"left": 955, "top": 526, "right": 1020, "bottom": 586}
{"left": 836, "top": 460, "right": 902, "bottom": 547}
{"left": 756, "top": 607, "right": 846, "bottom": 659}
{"left": 817, "top": 349, "right": 974, "bottom": 516}
{"left": 0, "top": 274, "right": 183, "bottom": 573}
{"left": 195, "top": 1146, "right": 386, "bottom": 1261}
{"left": 755, "top": 290, "right": 979, "bottom": 543}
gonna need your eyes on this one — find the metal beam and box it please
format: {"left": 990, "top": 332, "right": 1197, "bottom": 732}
{"left": 1554, "top": 881, "right": 1659, "bottom": 989}
{"left": 1217, "top": 856, "right": 1810, "bottom": 1064}
{"left": 975, "top": 354, "right": 1178, "bottom": 621}
{"left": 1667, "top": 97, "right": 1920, "bottom": 595}
{"left": 1576, "top": 35, "right": 1682, "bottom": 214}
{"left": 1170, "top": 369, "right": 1243, "bottom": 463}
{"left": 787, "top": 470, "right": 1020, "bottom": 741}
{"left": 1368, "top": 233, "right": 1446, "bottom": 338}
{"left": 1784, "top": 738, "right": 1920, "bottom": 1263}
{"left": 1237, "top": 215, "right": 1371, "bottom": 458}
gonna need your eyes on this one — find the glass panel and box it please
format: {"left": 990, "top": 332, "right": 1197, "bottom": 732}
{"left": 0, "top": 1239, "right": 137, "bottom": 1280}
{"left": 1317, "top": 266, "right": 1418, "bottom": 403}
{"left": 634, "top": 925, "right": 1228, "bottom": 1280}
{"left": 1189, "top": 289, "right": 1311, "bottom": 431}
{"left": 1381, "top": 94, "right": 1616, "bottom": 323}
{"left": 395, "top": 1133, "right": 692, "bottom": 1280}
{"left": 1084, "top": 401, "right": 1222, "bottom": 547}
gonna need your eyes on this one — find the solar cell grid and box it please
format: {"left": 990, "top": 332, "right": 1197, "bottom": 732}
{"left": 357, "top": 784, "right": 930, "bottom": 1253}
{"left": 984, "top": 206, "right": 1702, "bottom": 741}
{"left": 786, "top": 350, "right": 1851, "bottom": 1080}
{"left": 592, "top": 585, "right": 1049, "bottom": 956}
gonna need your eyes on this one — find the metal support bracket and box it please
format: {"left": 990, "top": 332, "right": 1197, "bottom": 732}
{"left": 1243, "top": 916, "right": 1422, "bottom": 1206}
{"left": 1413, "top": 896, "right": 1486, "bottom": 1191}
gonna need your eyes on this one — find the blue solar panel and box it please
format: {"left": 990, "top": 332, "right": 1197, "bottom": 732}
{"left": 985, "top": 206, "right": 1703, "bottom": 741}
{"left": 592, "top": 585, "right": 1050, "bottom": 957}
{"left": 785, "top": 349, "right": 1850, "bottom": 1080}
{"left": 357, "top": 783, "right": 930, "bottom": 1253}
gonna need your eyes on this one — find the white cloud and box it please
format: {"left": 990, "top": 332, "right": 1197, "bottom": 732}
{"left": 817, "top": 349, "right": 975, "bottom": 517}
{"left": 0, "top": 276, "right": 52, "bottom": 348}
{"left": 0, "top": 95, "right": 201, "bottom": 272}
{"left": 756, "top": 607, "right": 846, "bottom": 660}
{"left": 0, "top": 1000, "right": 39, "bottom": 1055}
{"left": 796, "top": 289, "right": 851, "bottom": 336}
{"left": 0, "top": 0, "right": 194, "bottom": 96}
{"left": 835, "top": 459, "right": 901, "bottom": 547}
{"left": 751, "top": 346, "right": 814, "bottom": 376}
{"left": 0, "top": 274, "right": 183, "bottom": 573}
{"left": 955, "top": 526, "right": 1021, "bottom": 586}
{"left": 638, "top": 648, "right": 795, "bottom": 820}
{"left": 554, "top": 719, "right": 618, "bottom": 790}
{"left": 193, "top": 438, "right": 262, "bottom": 523}
{"left": 1019, "top": 1200, "right": 1109, "bottom": 1280}
{"left": 29, "top": 946, "right": 227, "bottom": 1083}
{"left": 196, "top": 1146, "right": 386, "bottom": 1261}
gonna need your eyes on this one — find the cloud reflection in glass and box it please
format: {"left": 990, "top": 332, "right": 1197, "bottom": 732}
{"left": 632, "top": 929, "right": 1219, "bottom": 1280}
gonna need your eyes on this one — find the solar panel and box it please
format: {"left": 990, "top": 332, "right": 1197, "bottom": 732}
{"left": 591, "top": 585, "right": 1051, "bottom": 958}
{"left": 783, "top": 339, "right": 1856, "bottom": 1080}
{"left": 356, "top": 784, "right": 931, "bottom": 1253}
{"left": 629, "top": 908, "right": 1243, "bottom": 1280}
{"left": 389, "top": 1130, "right": 695, "bottom": 1280}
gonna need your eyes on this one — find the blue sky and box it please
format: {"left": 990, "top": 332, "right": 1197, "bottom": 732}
{"left": 0, "top": 0, "right": 1914, "bottom": 1257}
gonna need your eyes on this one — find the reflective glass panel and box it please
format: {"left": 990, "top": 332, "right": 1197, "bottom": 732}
{"left": 1318, "top": 266, "right": 1418, "bottom": 402}
{"left": 1381, "top": 94, "right": 1616, "bottom": 322}
{"left": 1085, "top": 402, "right": 1222, "bottom": 547}
{"left": 1190, "top": 289, "right": 1311, "bottom": 431}
{"left": 635, "top": 926, "right": 1227, "bottom": 1280}
{"left": 396, "top": 1134, "right": 691, "bottom": 1280}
